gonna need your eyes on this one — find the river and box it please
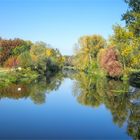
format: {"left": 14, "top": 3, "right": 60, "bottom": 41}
{"left": 0, "top": 71, "right": 139, "bottom": 139}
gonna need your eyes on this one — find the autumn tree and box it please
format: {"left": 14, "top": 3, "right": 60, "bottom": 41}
{"left": 0, "top": 38, "right": 25, "bottom": 65}
{"left": 30, "top": 42, "right": 64, "bottom": 73}
{"left": 73, "top": 35, "right": 106, "bottom": 70}
{"left": 98, "top": 47, "right": 122, "bottom": 77}
{"left": 4, "top": 56, "right": 19, "bottom": 68}
{"left": 109, "top": 25, "right": 140, "bottom": 70}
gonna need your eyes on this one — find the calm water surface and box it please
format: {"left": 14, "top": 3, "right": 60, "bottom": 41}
{"left": 0, "top": 72, "right": 139, "bottom": 139}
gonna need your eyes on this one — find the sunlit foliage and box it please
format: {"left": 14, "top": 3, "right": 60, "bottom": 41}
{"left": 73, "top": 35, "right": 106, "bottom": 71}
{"left": 0, "top": 37, "right": 64, "bottom": 76}
{"left": 109, "top": 25, "right": 140, "bottom": 70}
{"left": 17, "top": 51, "right": 32, "bottom": 68}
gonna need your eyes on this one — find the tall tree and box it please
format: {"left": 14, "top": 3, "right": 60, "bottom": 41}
{"left": 73, "top": 35, "right": 106, "bottom": 70}
{"left": 122, "top": 0, "right": 140, "bottom": 36}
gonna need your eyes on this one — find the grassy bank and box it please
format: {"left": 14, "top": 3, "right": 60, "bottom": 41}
{"left": 0, "top": 68, "right": 39, "bottom": 88}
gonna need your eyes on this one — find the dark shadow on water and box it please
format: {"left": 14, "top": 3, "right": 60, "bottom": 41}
{"left": 129, "top": 72, "right": 140, "bottom": 88}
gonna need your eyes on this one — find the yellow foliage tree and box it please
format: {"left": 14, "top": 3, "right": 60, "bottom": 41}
{"left": 73, "top": 35, "right": 106, "bottom": 70}
{"left": 109, "top": 25, "right": 140, "bottom": 69}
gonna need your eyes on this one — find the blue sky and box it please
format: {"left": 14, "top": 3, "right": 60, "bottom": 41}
{"left": 0, "top": 0, "right": 127, "bottom": 55}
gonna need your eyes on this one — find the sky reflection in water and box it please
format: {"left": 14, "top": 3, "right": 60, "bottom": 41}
{"left": 0, "top": 72, "right": 139, "bottom": 139}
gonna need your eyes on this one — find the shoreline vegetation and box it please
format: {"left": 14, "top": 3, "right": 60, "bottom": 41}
{"left": 0, "top": 0, "right": 140, "bottom": 87}
{"left": 0, "top": 39, "right": 65, "bottom": 87}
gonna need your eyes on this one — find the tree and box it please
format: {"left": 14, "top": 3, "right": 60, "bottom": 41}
{"left": 98, "top": 47, "right": 122, "bottom": 77}
{"left": 73, "top": 35, "right": 106, "bottom": 70}
{"left": 30, "top": 42, "right": 47, "bottom": 70}
{"left": 109, "top": 25, "right": 140, "bottom": 69}
{"left": 0, "top": 38, "right": 25, "bottom": 65}
{"left": 79, "top": 35, "right": 106, "bottom": 60}
{"left": 122, "top": 0, "right": 140, "bottom": 36}
{"left": 4, "top": 56, "right": 19, "bottom": 68}
{"left": 12, "top": 43, "right": 31, "bottom": 56}
{"left": 17, "top": 51, "right": 32, "bottom": 68}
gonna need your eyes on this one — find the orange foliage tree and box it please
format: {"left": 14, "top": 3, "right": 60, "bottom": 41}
{"left": 4, "top": 56, "right": 19, "bottom": 68}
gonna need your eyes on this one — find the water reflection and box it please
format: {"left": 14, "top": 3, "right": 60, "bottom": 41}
{"left": 0, "top": 72, "right": 64, "bottom": 104}
{"left": 72, "top": 72, "right": 140, "bottom": 140}
{"left": 0, "top": 71, "right": 140, "bottom": 139}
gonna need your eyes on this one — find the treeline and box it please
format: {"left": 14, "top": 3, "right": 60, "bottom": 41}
{"left": 73, "top": 0, "right": 140, "bottom": 78}
{"left": 0, "top": 38, "right": 65, "bottom": 74}
{"left": 0, "top": 0, "right": 140, "bottom": 80}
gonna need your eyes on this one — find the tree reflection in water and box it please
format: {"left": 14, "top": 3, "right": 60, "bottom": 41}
{"left": 0, "top": 72, "right": 64, "bottom": 104}
{"left": 72, "top": 72, "right": 140, "bottom": 140}
{"left": 0, "top": 71, "right": 140, "bottom": 139}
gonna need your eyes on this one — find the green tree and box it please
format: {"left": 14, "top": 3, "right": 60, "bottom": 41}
{"left": 17, "top": 51, "right": 32, "bottom": 68}
{"left": 30, "top": 42, "right": 47, "bottom": 71}
{"left": 12, "top": 43, "right": 31, "bottom": 56}
{"left": 122, "top": 0, "right": 140, "bottom": 36}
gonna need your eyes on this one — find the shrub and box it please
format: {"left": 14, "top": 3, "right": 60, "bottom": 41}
{"left": 4, "top": 56, "right": 19, "bottom": 68}
{"left": 17, "top": 51, "right": 32, "bottom": 68}
{"left": 98, "top": 47, "right": 122, "bottom": 77}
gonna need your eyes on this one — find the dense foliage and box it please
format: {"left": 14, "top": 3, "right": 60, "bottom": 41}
{"left": 0, "top": 38, "right": 64, "bottom": 73}
{"left": 122, "top": 0, "right": 140, "bottom": 36}
{"left": 73, "top": 35, "right": 106, "bottom": 71}
{"left": 73, "top": 0, "right": 140, "bottom": 78}
{"left": 97, "top": 47, "right": 122, "bottom": 77}
{"left": 109, "top": 25, "right": 140, "bottom": 70}
{"left": 0, "top": 38, "right": 65, "bottom": 87}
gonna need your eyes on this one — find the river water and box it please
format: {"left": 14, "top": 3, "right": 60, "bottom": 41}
{"left": 0, "top": 71, "right": 139, "bottom": 139}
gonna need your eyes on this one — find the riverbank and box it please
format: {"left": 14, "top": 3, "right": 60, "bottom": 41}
{"left": 0, "top": 68, "right": 39, "bottom": 87}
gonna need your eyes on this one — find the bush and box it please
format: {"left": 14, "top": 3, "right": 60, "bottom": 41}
{"left": 4, "top": 56, "right": 19, "bottom": 68}
{"left": 98, "top": 47, "right": 122, "bottom": 77}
